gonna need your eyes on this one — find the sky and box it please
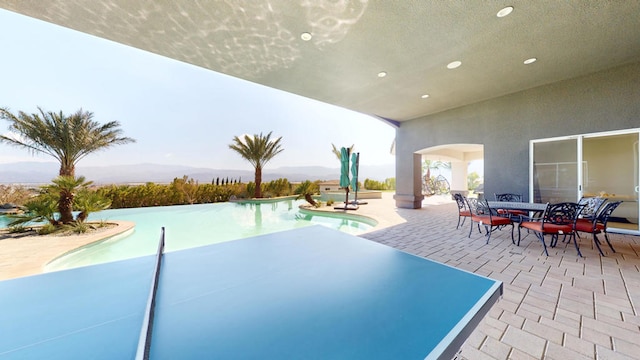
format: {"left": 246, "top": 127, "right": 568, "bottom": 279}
{"left": 0, "top": 9, "right": 396, "bottom": 171}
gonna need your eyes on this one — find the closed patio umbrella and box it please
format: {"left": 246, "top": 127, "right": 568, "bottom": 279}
{"left": 350, "top": 152, "right": 358, "bottom": 192}
{"left": 340, "top": 147, "right": 350, "bottom": 189}
{"left": 340, "top": 147, "right": 350, "bottom": 206}
{"left": 350, "top": 152, "right": 367, "bottom": 206}
{"left": 333, "top": 147, "right": 358, "bottom": 210}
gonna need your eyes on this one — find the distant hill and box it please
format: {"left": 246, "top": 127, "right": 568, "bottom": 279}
{"left": 0, "top": 162, "right": 395, "bottom": 185}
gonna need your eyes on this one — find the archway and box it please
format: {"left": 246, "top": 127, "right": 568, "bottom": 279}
{"left": 417, "top": 144, "right": 484, "bottom": 198}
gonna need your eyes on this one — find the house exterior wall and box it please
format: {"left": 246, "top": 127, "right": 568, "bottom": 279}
{"left": 395, "top": 61, "right": 640, "bottom": 208}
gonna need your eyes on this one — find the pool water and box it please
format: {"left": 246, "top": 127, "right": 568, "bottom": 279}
{"left": 45, "top": 200, "right": 375, "bottom": 271}
{"left": 0, "top": 216, "right": 11, "bottom": 228}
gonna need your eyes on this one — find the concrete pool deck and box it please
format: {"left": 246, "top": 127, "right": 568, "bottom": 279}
{"left": 0, "top": 221, "right": 135, "bottom": 280}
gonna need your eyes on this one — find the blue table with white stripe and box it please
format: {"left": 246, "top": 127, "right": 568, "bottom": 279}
{"left": 0, "top": 225, "right": 502, "bottom": 359}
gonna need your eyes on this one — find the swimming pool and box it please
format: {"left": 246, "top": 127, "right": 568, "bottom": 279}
{"left": 45, "top": 199, "right": 375, "bottom": 271}
{"left": 0, "top": 216, "right": 11, "bottom": 228}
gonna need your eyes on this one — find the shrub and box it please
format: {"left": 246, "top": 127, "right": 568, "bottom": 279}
{"left": 8, "top": 225, "right": 29, "bottom": 233}
{"left": 64, "top": 221, "right": 93, "bottom": 234}
{"left": 37, "top": 223, "right": 57, "bottom": 235}
{"left": 363, "top": 178, "right": 396, "bottom": 190}
{"left": 294, "top": 180, "right": 320, "bottom": 206}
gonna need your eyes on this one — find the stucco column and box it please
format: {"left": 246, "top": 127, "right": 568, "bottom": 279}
{"left": 394, "top": 152, "right": 424, "bottom": 209}
{"left": 450, "top": 161, "right": 468, "bottom": 194}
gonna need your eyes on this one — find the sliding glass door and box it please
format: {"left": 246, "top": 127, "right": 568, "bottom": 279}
{"left": 531, "top": 129, "right": 640, "bottom": 234}
{"left": 531, "top": 137, "right": 578, "bottom": 203}
{"left": 582, "top": 132, "right": 639, "bottom": 232}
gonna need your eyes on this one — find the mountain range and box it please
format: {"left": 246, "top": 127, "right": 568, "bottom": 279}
{"left": 0, "top": 162, "right": 395, "bottom": 185}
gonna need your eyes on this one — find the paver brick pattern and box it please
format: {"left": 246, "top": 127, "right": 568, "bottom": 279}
{"left": 361, "top": 201, "right": 640, "bottom": 360}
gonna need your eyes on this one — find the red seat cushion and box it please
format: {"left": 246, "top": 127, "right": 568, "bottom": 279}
{"left": 459, "top": 210, "right": 471, "bottom": 216}
{"left": 574, "top": 219, "right": 605, "bottom": 233}
{"left": 472, "top": 215, "right": 511, "bottom": 226}
{"left": 520, "top": 222, "right": 573, "bottom": 234}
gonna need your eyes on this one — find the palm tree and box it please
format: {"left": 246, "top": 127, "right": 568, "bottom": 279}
{"left": 0, "top": 107, "right": 135, "bottom": 177}
{"left": 229, "top": 132, "right": 283, "bottom": 198}
{"left": 1, "top": 107, "right": 134, "bottom": 224}
{"left": 74, "top": 189, "right": 112, "bottom": 223}
{"left": 294, "top": 180, "right": 319, "bottom": 207}
{"left": 47, "top": 175, "right": 93, "bottom": 224}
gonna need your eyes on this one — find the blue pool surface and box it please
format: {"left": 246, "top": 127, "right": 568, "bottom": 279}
{"left": 45, "top": 199, "right": 375, "bottom": 271}
{"left": 0, "top": 215, "right": 13, "bottom": 228}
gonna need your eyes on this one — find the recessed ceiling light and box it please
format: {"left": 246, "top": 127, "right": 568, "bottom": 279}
{"left": 447, "top": 61, "right": 462, "bottom": 69}
{"left": 421, "top": 94, "right": 430, "bottom": 99}
{"left": 300, "top": 32, "right": 312, "bottom": 41}
{"left": 497, "top": 6, "right": 514, "bottom": 18}
{"left": 377, "top": 71, "right": 387, "bottom": 78}
{"left": 524, "top": 57, "right": 537, "bottom": 65}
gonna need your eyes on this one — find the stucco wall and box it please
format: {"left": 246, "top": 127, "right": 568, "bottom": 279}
{"left": 396, "top": 61, "right": 640, "bottom": 207}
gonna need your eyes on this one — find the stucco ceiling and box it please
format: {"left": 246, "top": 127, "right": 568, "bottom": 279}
{"left": 2, "top": 1, "right": 640, "bottom": 123}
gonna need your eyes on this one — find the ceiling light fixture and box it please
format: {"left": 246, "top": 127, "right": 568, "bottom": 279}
{"left": 497, "top": 6, "right": 514, "bottom": 17}
{"left": 421, "top": 94, "right": 430, "bottom": 99}
{"left": 377, "top": 71, "right": 387, "bottom": 78}
{"left": 523, "top": 57, "right": 537, "bottom": 65}
{"left": 300, "top": 32, "right": 312, "bottom": 41}
{"left": 447, "top": 61, "right": 462, "bottom": 69}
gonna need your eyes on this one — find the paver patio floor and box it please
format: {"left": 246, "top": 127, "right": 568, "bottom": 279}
{"left": 361, "top": 199, "right": 640, "bottom": 360}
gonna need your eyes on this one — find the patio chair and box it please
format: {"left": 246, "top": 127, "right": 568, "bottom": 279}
{"left": 466, "top": 197, "right": 514, "bottom": 244}
{"left": 494, "top": 193, "right": 523, "bottom": 202}
{"left": 453, "top": 193, "right": 471, "bottom": 230}
{"left": 574, "top": 201, "right": 622, "bottom": 256}
{"left": 518, "top": 202, "right": 583, "bottom": 257}
{"left": 494, "top": 193, "right": 527, "bottom": 221}
{"left": 577, "top": 196, "right": 607, "bottom": 220}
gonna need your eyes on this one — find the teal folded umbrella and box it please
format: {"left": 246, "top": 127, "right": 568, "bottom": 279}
{"left": 350, "top": 152, "right": 359, "bottom": 191}
{"left": 340, "top": 147, "right": 350, "bottom": 188}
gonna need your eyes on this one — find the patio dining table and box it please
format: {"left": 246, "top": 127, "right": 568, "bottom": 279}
{"left": 486, "top": 201, "right": 549, "bottom": 213}
{"left": 487, "top": 201, "right": 549, "bottom": 223}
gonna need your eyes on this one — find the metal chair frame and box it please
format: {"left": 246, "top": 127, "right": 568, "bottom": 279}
{"left": 518, "top": 202, "right": 584, "bottom": 257}
{"left": 574, "top": 201, "right": 623, "bottom": 256}
{"left": 494, "top": 193, "right": 527, "bottom": 221}
{"left": 466, "top": 197, "right": 514, "bottom": 244}
{"left": 453, "top": 193, "right": 471, "bottom": 230}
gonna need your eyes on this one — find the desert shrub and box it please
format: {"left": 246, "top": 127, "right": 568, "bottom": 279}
{"left": 37, "top": 223, "right": 57, "bottom": 235}
{"left": 8, "top": 225, "right": 29, "bottom": 233}
{"left": 385, "top": 177, "right": 396, "bottom": 190}
{"left": 97, "top": 179, "right": 249, "bottom": 208}
{"left": 364, "top": 178, "right": 386, "bottom": 190}
{"left": 0, "top": 184, "right": 35, "bottom": 206}
{"left": 264, "top": 178, "right": 292, "bottom": 197}
{"left": 64, "top": 221, "right": 92, "bottom": 234}
{"left": 363, "top": 178, "right": 396, "bottom": 190}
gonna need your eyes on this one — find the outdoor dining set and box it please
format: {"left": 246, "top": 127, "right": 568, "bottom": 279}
{"left": 454, "top": 193, "right": 623, "bottom": 257}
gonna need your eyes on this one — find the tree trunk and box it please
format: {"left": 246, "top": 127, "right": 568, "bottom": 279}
{"left": 58, "top": 189, "right": 74, "bottom": 224}
{"left": 254, "top": 166, "right": 262, "bottom": 198}
{"left": 77, "top": 211, "right": 88, "bottom": 223}
{"left": 57, "top": 165, "right": 76, "bottom": 223}
{"left": 59, "top": 165, "right": 75, "bottom": 177}
{"left": 305, "top": 194, "right": 317, "bottom": 206}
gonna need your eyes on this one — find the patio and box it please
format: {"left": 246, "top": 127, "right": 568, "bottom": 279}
{"left": 361, "top": 195, "right": 640, "bottom": 360}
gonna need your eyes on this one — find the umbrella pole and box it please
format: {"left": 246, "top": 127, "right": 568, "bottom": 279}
{"left": 353, "top": 152, "right": 359, "bottom": 205}
{"left": 345, "top": 148, "right": 350, "bottom": 206}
